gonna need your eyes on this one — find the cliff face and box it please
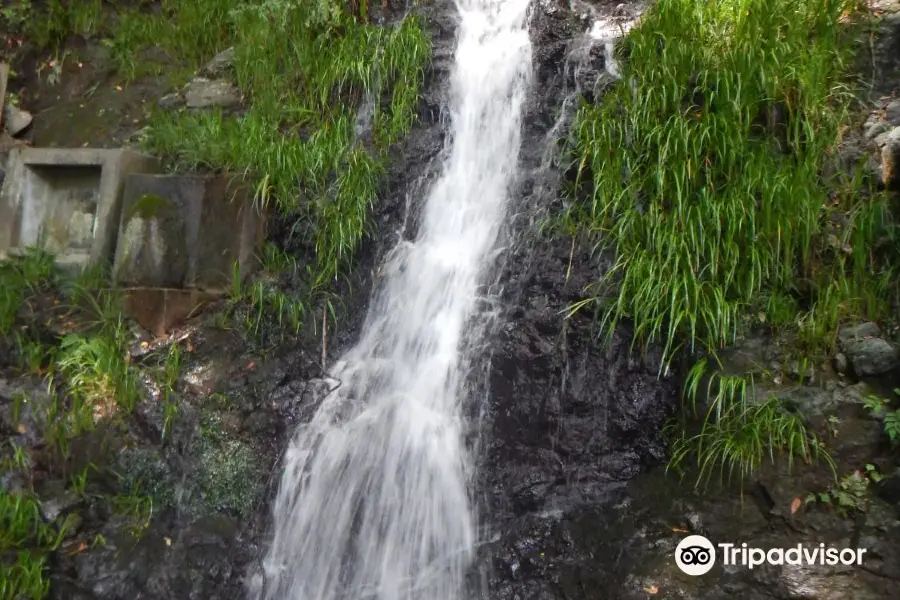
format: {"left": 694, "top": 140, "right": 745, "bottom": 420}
{"left": 477, "top": 2, "right": 900, "bottom": 599}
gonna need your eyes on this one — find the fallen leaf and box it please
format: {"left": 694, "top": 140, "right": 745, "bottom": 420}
{"left": 186, "top": 341, "right": 195, "bottom": 352}
{"left": 140, "top": 341, "right": 150, "bottom": 349}
{"left": 644, "top": 584, "right": 659, "bottom": 594}
{"left": 66, "top": 541, "right": 89, "bottom": 555}
{"left": 17, "top": 424, "right": 26, "bottom": 434}
{"left": 245, "top": 360, "right": 257, "bottom": 370}
{"left": 790, "top": 496, "right": 802, "bottom": 514}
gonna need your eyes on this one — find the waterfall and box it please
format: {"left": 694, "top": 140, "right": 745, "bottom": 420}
{"left": 253, "top": 0, "right": 533, "bottom": 598}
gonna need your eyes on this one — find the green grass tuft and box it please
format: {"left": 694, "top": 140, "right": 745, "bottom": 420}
{"left": 667, "top": 358, "right": 835, "bottom": 489}
{"left": 565, "top": 0, "right": 897, "bottom": 368}
{"left": 564, "top": 0, "right": 895, "bottom": 488}
{"left": 140, "top": 2, "right": 429, "bottom": 293}
{"left": 0, "top": 492, "right": 75, "bottom": 600}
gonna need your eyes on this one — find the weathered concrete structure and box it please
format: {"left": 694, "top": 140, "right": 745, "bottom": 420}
{"left": 122, "top": 287, "right": 222, "bottom": 337}
{"left": 113, "top": 173, "right": 265, "bottom": 290}
{"left": 0, "top": 147, "right": 159, "bottom": 269}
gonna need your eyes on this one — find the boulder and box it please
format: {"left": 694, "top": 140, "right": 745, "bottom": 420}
{"left": 199, "top": 47, "right": 236, "bottom": 78}
{"left": 838, "top": 322, "right": 900, "bottom": 376}
{"left": 184, "top": 78, "right": 241, "bottom": 109}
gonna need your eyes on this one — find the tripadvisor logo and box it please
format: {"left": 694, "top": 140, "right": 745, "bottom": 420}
{"left": 674, "top": 535, "right": 868, "bottom": 576}
{"left": 675, "top": 535, "right": 716, "bottom": 576}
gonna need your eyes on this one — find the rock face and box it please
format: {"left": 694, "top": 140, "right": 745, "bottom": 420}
{"left": 472, "top": 1, "right": 900, "bottom": 599}
{"left": 838, "top": 322, "right": 900, "bottom": 377}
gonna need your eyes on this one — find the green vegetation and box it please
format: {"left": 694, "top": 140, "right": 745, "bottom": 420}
{"left": 2, "top": 0, "right": 430, "bottom": 339}
{"left": 0, "top": 254, "right": 181, "bottom": 595}
{"left": 138, "top": 0, "right": 429, "bottom": 295}
{"left": 666, "top": 360, "right": 834, "bottom": 489}
{"left": 565, "top": 0, "right": 898, "bottom": 487}
{"left": 805, "top": 464, "right": 882, "bottom": 514}
{"left": 863, "top": 389, "right": 900, "bottom": 444}
{"left": 0, "top": 248, "right": 56, "bottom": 338}
{"left": 0, "top": 493, "right": 75, "bottom": 600}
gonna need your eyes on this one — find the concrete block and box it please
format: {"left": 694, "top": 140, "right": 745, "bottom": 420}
{"left": 123, "top": 287, "right": 222, "bottom": 337}
{"left": 113, "top": 173, "right": 265, "bottom": 289}
{"left": 0, "top": 147, "right": 160, "bottom": 270}
{"left": 113, "top": 190, "right": 190, "bottom": 287}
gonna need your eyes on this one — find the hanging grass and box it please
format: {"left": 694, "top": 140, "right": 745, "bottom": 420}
{"left": 565, "top": 0, "right": 897, "bottom": 368}
{"left": 135, "top": 1, "right": 430, "bottom": 296}
{"left": 564, "top": 0, "right": 899, "bottom": 487}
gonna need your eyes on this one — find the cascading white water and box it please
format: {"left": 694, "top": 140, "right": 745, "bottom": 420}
{"left": 253, "top": 1, "right": 532, "bottom": 598}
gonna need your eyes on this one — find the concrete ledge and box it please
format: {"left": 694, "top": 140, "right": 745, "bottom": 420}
{"left": 123, "top": 287, "right": 223, "bottom": 337}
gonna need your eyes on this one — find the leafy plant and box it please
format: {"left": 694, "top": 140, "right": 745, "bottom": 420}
{"left": 110, "top": 492, "right": 154, "bottom": 541}
{"left": 805, "top": 464, "right": 882, "bottom": 514}
{"left": 863, "top": 390, "right": 900, "bottom": 444}
{"left": 56, "top": 322, "right": 139, "bottom": 424}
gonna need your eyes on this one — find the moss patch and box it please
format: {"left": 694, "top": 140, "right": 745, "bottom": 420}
{"left": 196, "top": 412, "right": 262, "bottom": 517}
{"left": 126, "top": 194, "right": 175, "bottom": 222}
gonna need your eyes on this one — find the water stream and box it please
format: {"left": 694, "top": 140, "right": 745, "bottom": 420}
{"left": 253, "top": 0, "right": 532, "bottom": 598}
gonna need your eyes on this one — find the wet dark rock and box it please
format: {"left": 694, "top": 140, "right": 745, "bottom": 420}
{"left": 37, "top": 480, "right": 83, "bottom": 522}
{"left": 772, "top": 380, "right": 871, "bottom": 421}
{"left": 866, "top": 119, "right": 891, "bottom": 141}
{"left": 875, "top": 467, "right": 900, "bottom": 506}
{"left": 0, "top": 375, "right": 56, "bottom": 447}
{"left": 475, "top": 0, "right": 681, "bottom": 596}
{"left": 838, "top": 322, "right": 900, "bottom": 377}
